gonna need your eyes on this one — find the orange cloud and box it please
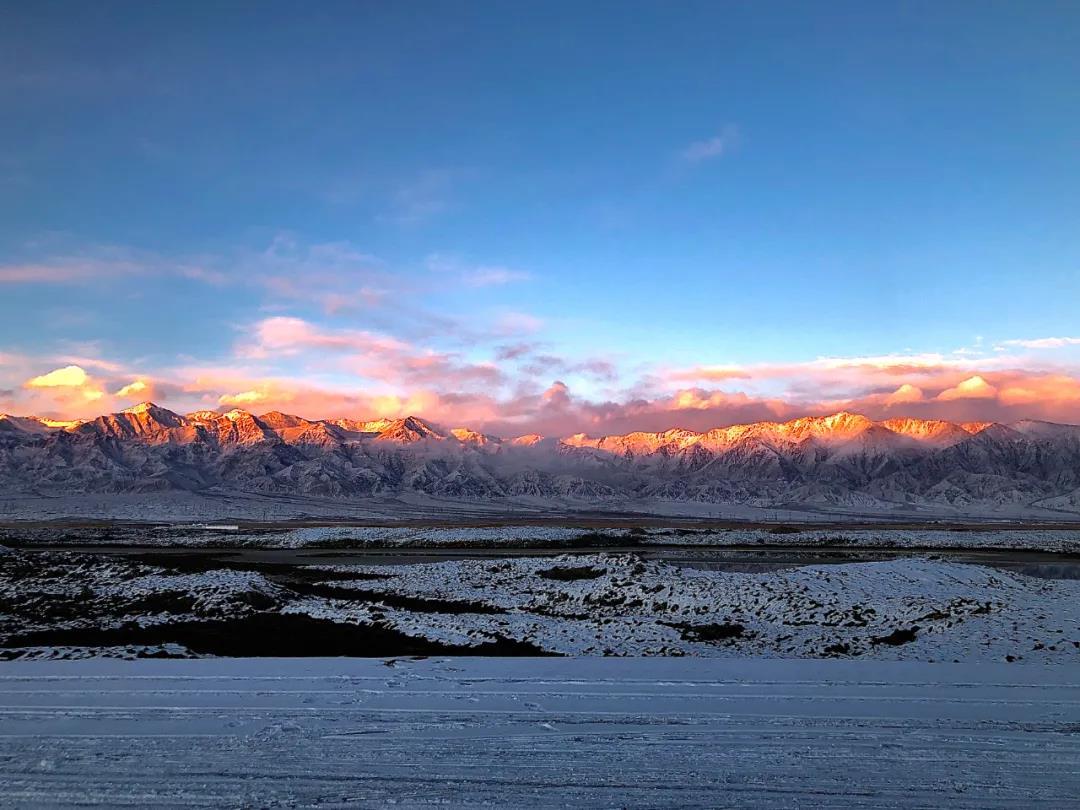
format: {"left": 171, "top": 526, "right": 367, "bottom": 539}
{"left": 23, "top": 365, "right": 105, "bottom": 403}
{"left": 18, "top": 365, "right": 106, "bottom": 414}
{"left": 218, "top": 389, "right": 271, "bottom": 406}
{"left": 937, "top": 375, "right": 998, "bottom": 401}
{"left": 25, "top": 365, "right": 93, "bottom": 389}
{"left": 997, "top": 375, "right": 1080, "bottom": 406}
{"left": 115, "top": 379, "right": 153, "bottom": 400}
{"left": 6, "top": 340, "right": 1080, "bottom": 435}
{"left": 884, "top": 384, "right": 925, "bottom": 406}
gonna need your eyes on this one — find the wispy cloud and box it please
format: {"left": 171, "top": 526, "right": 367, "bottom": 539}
{"left": 680, "top": 125, "right": 740, "bottom": 164}
{"left": 462, "top": 267, "right": 531, "bottom": 287}
{"left": 0, "top": 256, "right": 144, "bottom": 284}
{"left": 379, "top": 169, "right": 457, "bottom": 226}
{"left": 426, "top": 253, "right": 531, "bottom": 287}
{"left": 495, "top": 311, "right": 544, "bottom": 335}
{"left": 998, "top": 336, "right": 1080, "bottom": 350}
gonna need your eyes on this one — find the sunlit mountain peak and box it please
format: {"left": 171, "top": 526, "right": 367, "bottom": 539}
{"left": 451, "top": 427, "right": 498, "bottom": 446}
{"left": 510, "top": 434, "right": 545, "bottom": 446}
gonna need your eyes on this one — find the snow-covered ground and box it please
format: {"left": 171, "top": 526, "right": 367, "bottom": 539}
{"left": 4, "top": 548, "right": 1079, "bottom": 662}
{"left": 0, "top": 656, "right": 1077, "bottom": 808}
{"left": 305, "top": 554, "right": 1080, "bottom": 659}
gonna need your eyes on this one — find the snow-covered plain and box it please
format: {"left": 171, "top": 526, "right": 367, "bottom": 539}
{"left": 4, "top": 548, "right": 1080, "bottom": 662}
{"left": 305, "top": 554, "right": 1080, "bottom": 659}
{"left": 0, "top": 656, "right": 1077, "bottom": 808}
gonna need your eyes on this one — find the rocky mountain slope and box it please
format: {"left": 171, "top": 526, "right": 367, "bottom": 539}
{"left": 2, "top": 403, "right": 1080, "bottom": 514}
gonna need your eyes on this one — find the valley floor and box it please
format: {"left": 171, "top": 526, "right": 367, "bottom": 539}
{"left": 3, "top": 489, "right": 1078, "bottom": 523}
{"left": 0, "top": 657, "right": 1077, "bottom": 808}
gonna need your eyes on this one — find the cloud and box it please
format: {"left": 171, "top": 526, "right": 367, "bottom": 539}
{"left": 541, "top": 380, "right": 571, "bottom": 408}
{"left": 461, "top": 267, "right": 532, "bottom": 287}
{"left": 495, "top": 311, "right": 544, "bottom": 335}
{"left": 7, "top": 359, "right": 1080, "bottom": 437}
{"left": 884, "top": 384, "right": 925, "bottom": 406}
{"left": 520, "top": 354, "right": 618, "bottom": 382}
{"left": 241, "top": 316, "right": 409, "bottom": 359}
{"left": 236, "top": 316, "right": 507, "bottom": 392}
{"left": 997, "top": 375, "right": 1080, "bottom": 406}
{"left": 0, "top": 257, "right": 144, "bottom": 285}
{"left": 380, "top": 170, "right": 456, "bottom": 225}
{"left": 998, "top": 336, "right": 1080, "bottom": 350}
{"left": 426, "top": 253, "right": 531, "bottom": 288}
{"left": 680, "top": 125, "right": 740, "bottom": 164}
{"left": 669, "top": 364, "right": 752, "bottom": 382}
{"left": 937, "top": 375, "right": 998, "bottom": 401}
{"left": 667, "top": 352, "right": 1022, "bottom": 400}
{"left": 494, "top": 343, "right": 536, "bottom": 362}
{"left": 218, "top": 389, "right": 270, "bottom": 406}
{"left": 25, "top": 365, "right": 92, "bottom": 389}
{"left": 7, "top": 321, "right": 1080, "bottom": 435}
{"left": 178, "top": 266, "right": 230, "bottom": 285}
{"left": 23, "top": 365, "right": 104, "bottom": 404}
{"left": 115, "top": 379, "right": 152, "bottom": 400}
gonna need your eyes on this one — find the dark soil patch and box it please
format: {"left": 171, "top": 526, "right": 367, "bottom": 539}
{"left": 295, "top": 569, "right": 392, "bottom": 582}
{"left": 569, "top": 532, "right": 643, "bottom": 549}
{"left": 2, "top": 613, "right": 551, "bottom": 657}
{"left": 871, "top": 626, "right": 919, "bottom": 646}
{"left": 125, "top": 553, "right": 395, "bottom": 585}
{"left": 121, "top": 552, "right": 254, "bottom": 575}
{"left": 284, "top": 580, "right": 507, "bottom": 614}
{"left": 537, "top": 565, "right": 606, "bottom": 581}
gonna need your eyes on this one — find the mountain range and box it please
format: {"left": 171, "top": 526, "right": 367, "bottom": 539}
{"left": 2, "top": 403, "right": 1080, "bottom": 515}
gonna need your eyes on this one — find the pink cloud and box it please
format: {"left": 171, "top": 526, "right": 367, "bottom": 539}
{"left": 5, "top": 333, "right": 1080, "bottom": 436}
{"left": 0, "top": 258, "right": 143, "bottom": 284}
{"left": 240, "top": 317, "right": 409, "bottom": 359}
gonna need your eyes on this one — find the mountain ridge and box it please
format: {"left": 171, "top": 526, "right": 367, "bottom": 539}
{"left": 2, "top": 403, "right": 1080, "bottom": 514}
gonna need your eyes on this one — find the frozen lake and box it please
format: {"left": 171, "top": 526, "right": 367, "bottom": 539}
{"left": 0, "top": 657, "right": 1078, "bottom": 807}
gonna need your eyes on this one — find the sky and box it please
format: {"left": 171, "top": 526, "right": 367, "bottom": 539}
{"left": 2, "top": 1, "right": 1080, "bottom": 435}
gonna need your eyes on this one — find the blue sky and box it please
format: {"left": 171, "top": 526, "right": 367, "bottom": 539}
{"left": 2, "top": 2, "right": 1080, "bottom": 432}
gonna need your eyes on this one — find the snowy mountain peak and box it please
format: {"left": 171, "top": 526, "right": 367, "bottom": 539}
{"left": 375, "top": 416, "right": 445, "bottom": 443}
{"left": 510, "top": 434, "right": 546, "bottom": 446}
{"left": 451, "top": 427, "right": 499, "bottom": 446}
{"left": 0, "top": 414, "right": 70, "bottom": 434}
{"left": 185, "top": 410, "right": 221, "bottom": 421}
{"left": 259, "top": 411, "right": 312, "bottom": 430}
{"left": 879, "top": 418, "right": 972, "bottom": 446}
{"left": 562, "top": 433, "right": 594, "bottom": 447}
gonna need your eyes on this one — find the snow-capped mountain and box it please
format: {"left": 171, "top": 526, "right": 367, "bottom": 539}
{"left": 2, "top": 403, "right": 1080, "bottom": 514}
